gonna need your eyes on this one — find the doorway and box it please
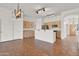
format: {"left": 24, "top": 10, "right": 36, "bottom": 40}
{"left": 69, "top": 24, "right": 76, "bottom": 36}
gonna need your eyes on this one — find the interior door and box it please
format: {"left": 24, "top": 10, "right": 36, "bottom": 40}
{"left": 69, "top": 24, "right": 76, "bottom": 36}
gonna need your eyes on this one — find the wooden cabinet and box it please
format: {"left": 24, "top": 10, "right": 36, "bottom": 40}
{"left": 55, "top": 31, "right": 61, "bottom": 39}
{"left": 23, "top": 21, "right": 33, "bottom": 28}
{"left": 56, "top": 31, "right": 61, "bottom": 39}
{"left": 23, "top": 30, "right": 34, "bottom": 38}
{"left": 44, "top": 20, "right": 61, "bottom": 29}
{"left": 53, "top": 30, "right": 61, "bottom": 39}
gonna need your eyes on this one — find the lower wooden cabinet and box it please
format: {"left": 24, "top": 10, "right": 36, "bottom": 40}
{"left": 56, "top": 31, "right": 61, "bottom": 39}
{"left": 23, "top": 30, "right": 35, "bottom": 38}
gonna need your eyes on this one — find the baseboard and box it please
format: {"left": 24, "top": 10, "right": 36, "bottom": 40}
{"left": 0, "top": 39, "right": 23, "bottom": 43}
{"left": 23, "top": 36, "right": 35, "bottom": 39}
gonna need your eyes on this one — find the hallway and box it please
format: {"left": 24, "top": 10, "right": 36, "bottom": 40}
{"left": 0, "top": 36, "right": 79, "bottom": 56}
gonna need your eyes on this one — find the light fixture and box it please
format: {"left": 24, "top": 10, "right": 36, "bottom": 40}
{"left": 36, "top": 11, "right": 38, "bottom": 14}
{"left": 14, "top": 3, "right": 22, "bottom": 19}
{"left": 35, "top": 7, "right": 45, "bottom": 14}
{"left": 43, "top": 8, "right": 45, "bottom": 11}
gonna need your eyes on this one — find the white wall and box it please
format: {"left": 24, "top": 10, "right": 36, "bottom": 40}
{"left": 0, "top": 8, "right": 13, "bottom": 42}
{"left": 43, "top": 15, "right": 60, "bottom": 23}
{"left": 0, "top": 7, "right": 23, "bottom": 42}
{"left": 61, "top": 8, "right": 79, "bottom": 39}
{"left": 61, "top": 17, "right": 67, "bottom": 39}
{"left": 35, "top": 18, "right": 42, "bottom": 30}
{"left": 1, "top": 18, "right": 13, "bottom": 42}
{"left": 13, "top": 18, "right": 23, "bottom": 40}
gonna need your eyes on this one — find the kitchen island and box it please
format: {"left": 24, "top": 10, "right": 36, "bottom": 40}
{"left": 35, "top": 29, "right": 56, "bottom": 44}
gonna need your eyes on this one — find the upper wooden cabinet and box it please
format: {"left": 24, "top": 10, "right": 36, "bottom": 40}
{"left": 23, "top": 21, "right": 33, "bottom": 28}
{"left": 44, "top": 20, "right": 61, "bottom": 29}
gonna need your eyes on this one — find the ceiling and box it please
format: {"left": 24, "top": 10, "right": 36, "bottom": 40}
{"left": 0, "top": 3, "right": 79, "bottom": 18}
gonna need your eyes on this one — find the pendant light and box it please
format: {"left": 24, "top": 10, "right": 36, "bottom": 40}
{"left": 14, "top": 3, "right": 21, "bottom": 19}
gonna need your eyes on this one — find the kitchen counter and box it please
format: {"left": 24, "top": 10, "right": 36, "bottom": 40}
{"left": 35, "top": 29, "right": 56, "bottom": 44}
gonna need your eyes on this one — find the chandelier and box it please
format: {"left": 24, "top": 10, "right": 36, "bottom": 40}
{"left": 14, "top": 3, "right": 22, "bottom": 19}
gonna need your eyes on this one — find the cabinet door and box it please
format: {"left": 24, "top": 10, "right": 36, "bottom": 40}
{"left": 56, "top": 31, "right": 61, "bottom": 39}
{"left": 1, "top": 19, "right": 13, "bottom": 42}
